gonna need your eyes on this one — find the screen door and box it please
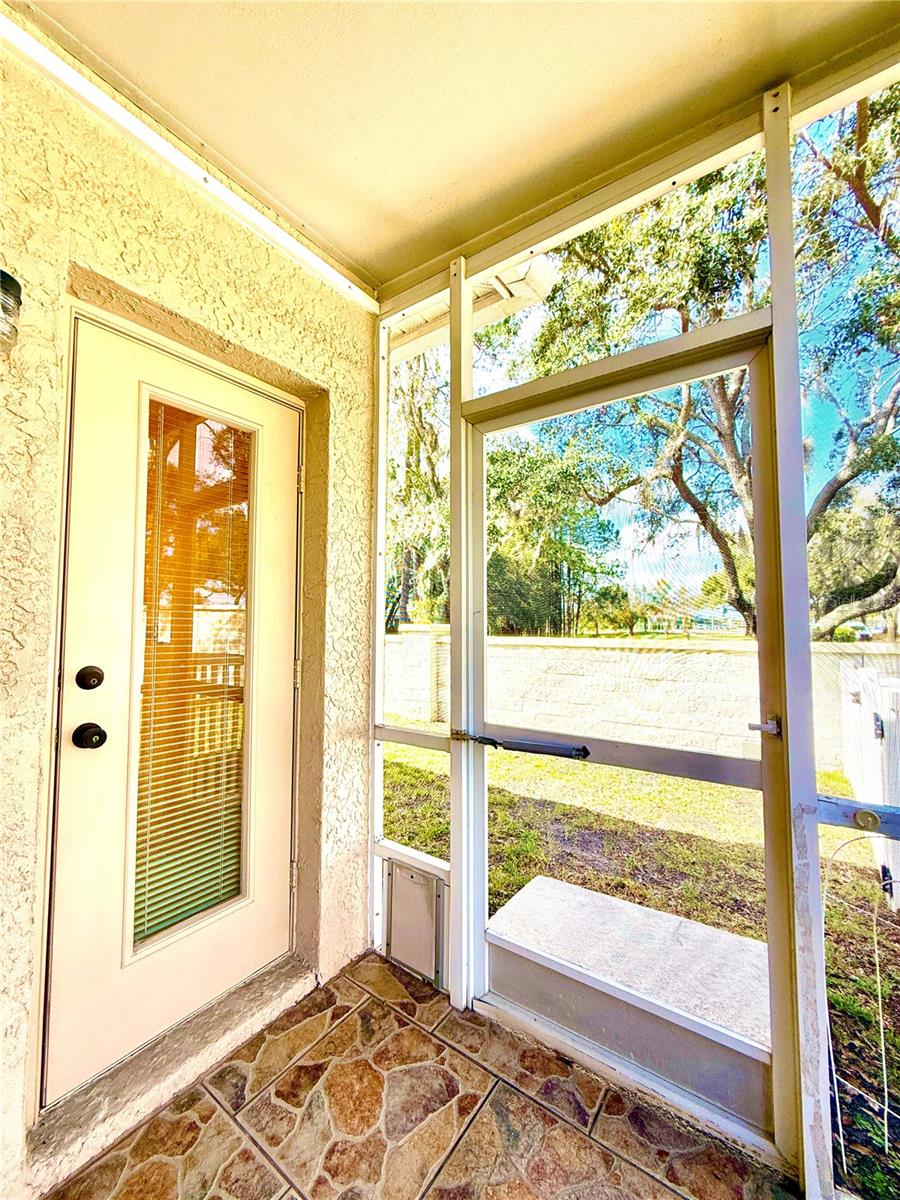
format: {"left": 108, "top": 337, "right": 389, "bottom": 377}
{"left": 460, "top": 331, "right": 806, "bottom": 1153}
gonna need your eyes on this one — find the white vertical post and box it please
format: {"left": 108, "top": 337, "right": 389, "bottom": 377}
{"left": 448, "top": 257, "right": 487, "bottom": 1007}
{"left": 761, "top": 83, "right": 834, "bottom": 1199}
{"left": 468, "top": 423, "right": 489, "bottom": 1000}
{"left": 372, "top": 321, "right": 390, "bottom": 734}
{"left": 369, "top": 320, "right": 390, "bottom": 949}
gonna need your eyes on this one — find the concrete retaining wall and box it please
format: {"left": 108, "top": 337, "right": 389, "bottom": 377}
{"left": 384, "top": 625, "right": 900, "bottom": 771}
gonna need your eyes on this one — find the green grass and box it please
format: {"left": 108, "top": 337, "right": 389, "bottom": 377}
{"left": 382, "top": 745, "right": 900, "bottom": 1200}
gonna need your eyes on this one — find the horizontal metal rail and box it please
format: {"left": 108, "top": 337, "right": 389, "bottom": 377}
{"left": 372, "top": 836, "right": 451, "bottom": 883}
{"left": 374, "top": 723, "right": 452, "bottom": 752}
{"left": 481, "top": 723, "right": 762, "bottom": 789}
{"left": 817, "top": 793, "right": 900, "bottom": 839}
{"left": 462, "top": 308, "right": 772, "bottom": 431}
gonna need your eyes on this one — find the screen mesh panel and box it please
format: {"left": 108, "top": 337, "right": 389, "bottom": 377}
{"left": 483, "top": 371, "right": 761, "bottom": 759}
{"left": 382, "top": 343, "right": 451, "bottom": 734}
{"left": 134, "top": 399, "right": 251, "bottom": 943}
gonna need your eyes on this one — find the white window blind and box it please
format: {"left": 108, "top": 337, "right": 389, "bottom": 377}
{"left": 134, "top": 399, "right": 251, "bottom": 943}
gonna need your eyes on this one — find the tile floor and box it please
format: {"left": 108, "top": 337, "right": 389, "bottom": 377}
{"left": 46, "top": 952, "right": 799, "bottom": 1200}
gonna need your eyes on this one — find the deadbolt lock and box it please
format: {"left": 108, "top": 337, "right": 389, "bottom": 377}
{"left": 75, "top": 665, "right": 104, "bottom": 690}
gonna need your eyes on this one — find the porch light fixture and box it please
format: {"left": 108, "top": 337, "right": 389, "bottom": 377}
{"left": 0, "top": 270, "right": 22, "bottom": 358}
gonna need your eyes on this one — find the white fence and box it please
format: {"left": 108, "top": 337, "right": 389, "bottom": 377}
{"left": 841, "top": 664, "right": 900, "bottom": 910}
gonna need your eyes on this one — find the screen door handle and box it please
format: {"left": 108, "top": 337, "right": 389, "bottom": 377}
{"left": 458, "top": 732, "right": 590, "bottom": 760}
{"left": 748, "top": 717, "right": 781, "bottom": 737}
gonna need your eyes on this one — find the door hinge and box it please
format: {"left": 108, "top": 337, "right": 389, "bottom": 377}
{"left": 297, "top": 463, "right": 306, "bottom": 495}
{"left": 874, "top": 712, "right": 885, "bottom": 740}
{"left": 290, "top": 860, "right": 299, "bottom": 892}
{"left": 293, "top": 659, "right": 302, "bottom": 689}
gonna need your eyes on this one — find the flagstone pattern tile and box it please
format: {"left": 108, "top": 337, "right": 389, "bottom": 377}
{"left": 345, "top": 952, "right": 451, "bottom": 1029}
{"left": 434, "top": 1007, "right": 605, "bottom": 1130}
{"left": 239, "top": 996, "right": 492, "bottom": 1200}
{"left": 424, "top": 1082, "right": 680, "bottom": 1200}
{"left": 45, "top": 1087, "right": 286, "bottom": 1200}
{"left": 591, "top": 1087, "right": 800, "bottom": 1199}
{"left": 40, "top": 955, "right": 805, "bottom": 1200}
{"left": 205, "top": 974, "right": 366, "bottom": 1112}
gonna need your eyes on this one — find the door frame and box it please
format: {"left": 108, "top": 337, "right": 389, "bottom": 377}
{"left": 441, "top": 203, "right": 830, "bottom": 1184}
{"left": 37, "top": 299, "right": 307, "bottom": 1111}
{"left": 452, "top": 309, "right": 810, "bottom": 1163}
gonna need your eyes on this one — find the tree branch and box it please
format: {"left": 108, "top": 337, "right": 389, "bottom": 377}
{"left": 806, "top": 379, "right": 900, "bottom": 539}
{"left": 644, "top": 415, "right": 727, "bottom": 471}
{"left": 581, "top": 477, "right": 642, "bottom": 508}
{"left": 799, "top": 112, "right": 899, "bottom": 258}
{"left": 811, "top": 561, "right": 900, "bottom": 639}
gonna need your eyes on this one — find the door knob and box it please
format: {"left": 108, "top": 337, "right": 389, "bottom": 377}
{"left": 72, "top": 722, "right": 107, "bottom": 749}
{"left": 75, "top": 665, "right": 104, "bottom": 690}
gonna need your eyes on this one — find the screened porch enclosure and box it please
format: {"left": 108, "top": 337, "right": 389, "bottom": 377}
{"left": 372, "top": 75, "right": 900, "bottom": 1200}
{"left": 11, "top": 6, "right": 900, "bottom": 1200}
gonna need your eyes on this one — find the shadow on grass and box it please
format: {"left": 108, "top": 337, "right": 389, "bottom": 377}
{"left": 383, "top": 758, "right": 900, "bottom": 1200}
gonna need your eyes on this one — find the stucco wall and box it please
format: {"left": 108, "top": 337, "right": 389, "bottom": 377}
{"left": 384, "top": 628, "right": 900, "bottom": 771}
{"left": 0, "top": 33, "right": 374, "bottom": 1200}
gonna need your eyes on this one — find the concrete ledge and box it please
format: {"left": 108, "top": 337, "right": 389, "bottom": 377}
{"left": 27, "top": 953, "right": 315, "bottom": 1198}
{"left": 487, "top": 876, "right": 770, "bottom": 1049}
{"left": 486, "top": 877, "right": 772, "bottom": 1131}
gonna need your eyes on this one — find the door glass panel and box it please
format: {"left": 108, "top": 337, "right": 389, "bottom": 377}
{"left": 484, "top": 369, "right": 761, "bottom": 758}
{"left": 134, "top": 400, "right": 251, "bottom": 943}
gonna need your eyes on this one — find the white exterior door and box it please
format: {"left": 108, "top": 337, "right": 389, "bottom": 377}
{"left": 45, "top": 315, "right": 301, "bottom": 1104}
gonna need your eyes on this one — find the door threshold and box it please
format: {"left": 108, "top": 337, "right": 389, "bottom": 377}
{"left": 30, "top": 954, "right": 314, "bottom": 1198}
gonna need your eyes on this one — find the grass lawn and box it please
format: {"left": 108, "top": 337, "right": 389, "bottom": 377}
{"left": 382, "top": 744, "right": 900, "bottom": 1200}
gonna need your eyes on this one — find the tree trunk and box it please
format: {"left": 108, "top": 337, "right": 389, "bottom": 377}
{"left": 670, "top": 450, "right": 758, "bottom": 638}
{"left": 887, "top": 605, "right": 898, "bottom": 642}
{"left": 399, "top": 547, "right": 417, "bottom": 623}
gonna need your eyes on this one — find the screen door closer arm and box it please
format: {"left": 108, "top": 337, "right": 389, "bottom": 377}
{"left": 452, "top": 730, "right": 590, "bottom": 760}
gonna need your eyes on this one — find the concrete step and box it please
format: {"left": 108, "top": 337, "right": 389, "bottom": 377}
{"left": 485, "top": 876, "right": 773, "bottom": 1132}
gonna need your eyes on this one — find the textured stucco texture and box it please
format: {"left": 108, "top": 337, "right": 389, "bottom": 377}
{"left": 0, "top": 39, "right": 374, "bottom": 1200}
